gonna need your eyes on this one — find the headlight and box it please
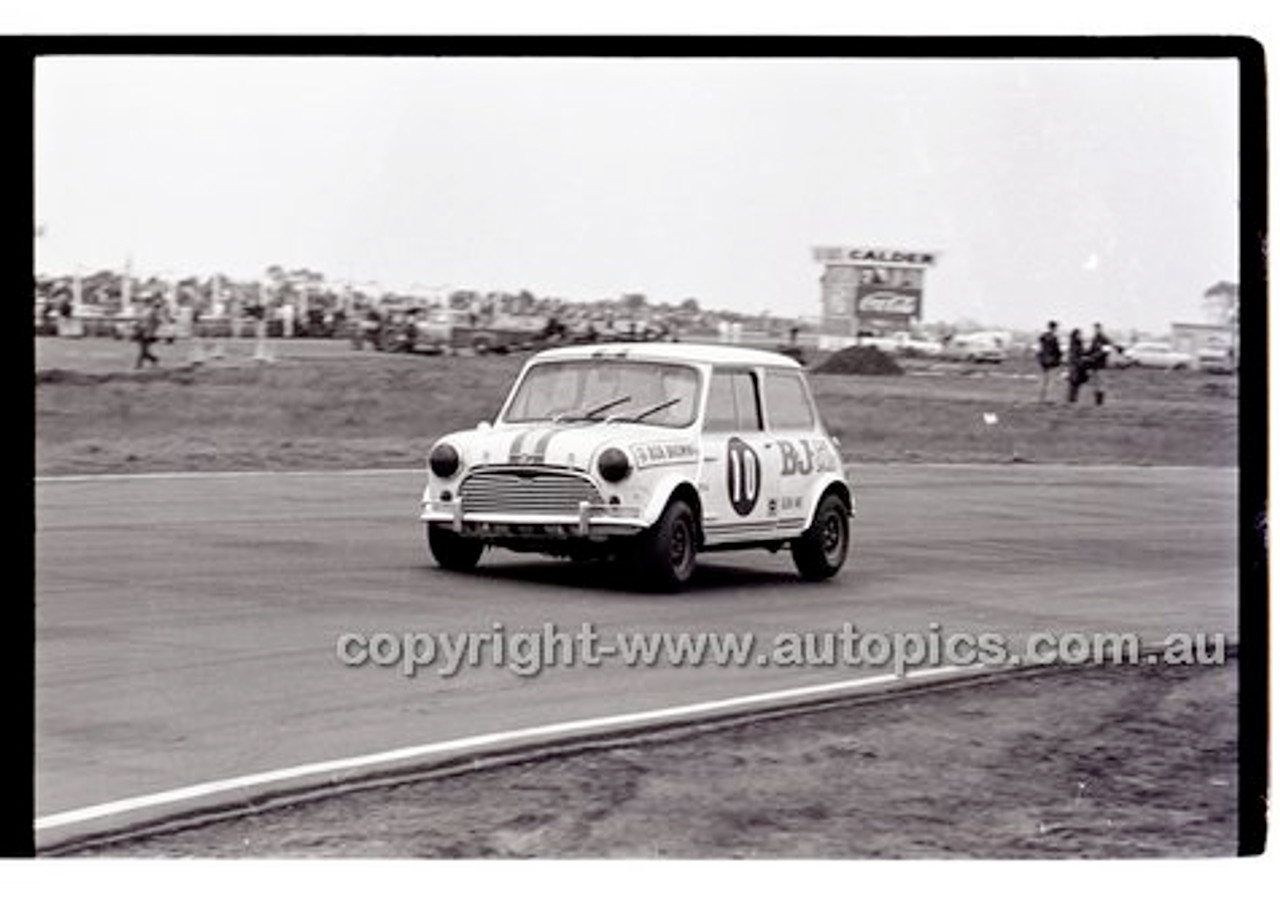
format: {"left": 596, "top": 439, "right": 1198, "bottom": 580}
{"left": 429, "top": 442, "right": 461, "bottom": 479}
{"left": 597, "top": 447, "right": 631, "bottom": 483}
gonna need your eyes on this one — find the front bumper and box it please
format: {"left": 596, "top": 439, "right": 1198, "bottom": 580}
{"left": 421, "top": 499, "right": 648, "bottom": 540}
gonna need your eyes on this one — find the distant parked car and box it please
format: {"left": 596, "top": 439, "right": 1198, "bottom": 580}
{"left": 859, "top": 331, "right": 944, "bottom": 357}
{"left": 1114, "top": 342, "right": 1193, "bottom": 370}
{"left": 1195, "top": 345, "right": 1236, "bottom": 374}
{"left": 945, "top": 332, "right": 1008, "bottom": 364}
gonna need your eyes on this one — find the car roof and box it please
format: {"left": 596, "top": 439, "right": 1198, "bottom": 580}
{"left": 528, "top": 341, "right": 803, "bottom": 369}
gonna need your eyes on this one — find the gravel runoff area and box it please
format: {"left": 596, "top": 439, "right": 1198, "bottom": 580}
{"left": 60, "top": 660, "right": 1238, "bottom": 859}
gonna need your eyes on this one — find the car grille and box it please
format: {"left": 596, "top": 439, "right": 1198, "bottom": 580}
{"left": 460, "top": 468, "right": 602, "bottom": 516}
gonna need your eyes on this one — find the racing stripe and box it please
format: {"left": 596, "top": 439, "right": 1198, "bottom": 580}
{"left": 508, "top": 429, "right": 532, "bottom": 462}
{"left": 529, "top": 427, "right": 559, "bottom": 462}
{"left": 531, "top": 419, "right": 604, "bottom": 463}
{"left": 509, "top": 421, "right": 593, "bottom": 464}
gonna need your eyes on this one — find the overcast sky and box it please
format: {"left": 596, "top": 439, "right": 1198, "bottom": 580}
{"left": 34, "top": 55, "right": 1240, "bottom": 333}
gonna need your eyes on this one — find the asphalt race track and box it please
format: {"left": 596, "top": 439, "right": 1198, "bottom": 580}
{"left": 35, "top": 464, "right": 1238, "bottom": 843}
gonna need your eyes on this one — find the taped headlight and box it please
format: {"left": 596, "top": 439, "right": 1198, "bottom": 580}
{"left": 597, "top": 447, "right": 631, "bottom": 483}
{"left": 429, "top": 443, "right": 461, "bottom": 479}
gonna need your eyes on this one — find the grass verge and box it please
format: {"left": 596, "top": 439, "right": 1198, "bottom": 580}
{"left": 35, "top": 337, "right": 1238, "bottom": 474}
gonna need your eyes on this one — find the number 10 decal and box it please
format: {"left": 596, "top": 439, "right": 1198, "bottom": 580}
{"left": 726, "top": 436, "right": 761, "bottom": 516}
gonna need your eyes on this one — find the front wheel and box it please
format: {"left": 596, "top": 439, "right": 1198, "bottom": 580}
{"left": 633, "top": 499, "right": 698, "bottom": 591}
{"left": 791, "top": 493, "right": 850, "bottom": 581}
{"left": 427, "top": 524, "right": 484, "bottom": 572}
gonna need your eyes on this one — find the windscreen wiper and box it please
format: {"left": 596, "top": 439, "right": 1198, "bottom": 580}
{"left": 554, "top": 394, "right": 632, "bottom": 422}
{"left": 612, "top": 396, "right": 682, "bottom": 423}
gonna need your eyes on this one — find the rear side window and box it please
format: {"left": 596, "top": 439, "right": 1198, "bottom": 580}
{"left": 764, "top": 370, "right": 817, "bottom": 430}
{"left": 704, "top": 370, "right": 763, "bottom": 432}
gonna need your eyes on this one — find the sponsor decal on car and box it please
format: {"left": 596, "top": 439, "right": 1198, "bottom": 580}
{"left": 631, "top": 441, "right": 699, "bottom": 468}
{"left": 778, "top": 438, "right": 840, "bottom": 476}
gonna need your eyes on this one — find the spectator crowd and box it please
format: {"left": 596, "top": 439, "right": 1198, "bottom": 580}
{"left": 34, "top": 267, "right": 798, "bottom": 347}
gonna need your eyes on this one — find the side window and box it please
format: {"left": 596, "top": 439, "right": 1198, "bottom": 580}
{"left": 764, "top": 370, "right": 817, "bottom": 431}
{"left": 733, "top": 371, "right": 763, "bottom": 431}
{"left": 704, "top": 370, "right": 763, "bottom": 432}
{"left": 704, "top": 373, "right": 738, "bottom": 432}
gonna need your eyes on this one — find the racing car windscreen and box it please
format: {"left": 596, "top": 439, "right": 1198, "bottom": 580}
{"left": 503, "top": 360, "right": 701, "bottom": 428}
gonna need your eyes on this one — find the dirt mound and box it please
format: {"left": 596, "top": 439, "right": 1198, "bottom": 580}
{"left": 814, "top": 345, "right": 904, "bottom": 376}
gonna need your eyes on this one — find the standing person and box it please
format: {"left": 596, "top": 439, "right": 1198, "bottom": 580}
{"left": 133, "top": 299, "right": 162, "bottom": 369}
{"left": 213, "top": 294, "right": 236, "bottom": 360}
{"left": 56, "top": 296, "right": 73, "bottom": 336}
{"left": 188, "top": 305, "right": 207, "bottom": 365}
{"left": 229, "top": 294, "right": 244, "bottom": 340}
{"left": 1088, "top": 322, "right": 1111, "bottom": 406}
{"left": 1066, "top": 328, "right": 1089, "bottom": 403}
{"left": 1036, "top": 320, "right": 1063, "bottom": 402}
{"left": 355, "top": 306, "right": 380, "bottom": 350}
{"left": 249, "top": 298, "right": 274, "bottom": 363}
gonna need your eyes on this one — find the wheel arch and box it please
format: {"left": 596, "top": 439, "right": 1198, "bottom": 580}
{"left": 803, "top": 476, "right": 854, "bottom": 530}
{"left": 667, "top": 481, "right": 705, "bottom": 546}
{"left": 641, "top": 476, "right": 704, "bottom": 545}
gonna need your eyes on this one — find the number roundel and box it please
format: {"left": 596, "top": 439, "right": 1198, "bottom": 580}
{"left": 725, "top": 437, "right": 761, "bottom": 516}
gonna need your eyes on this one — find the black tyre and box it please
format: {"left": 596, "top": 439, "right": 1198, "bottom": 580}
{"left": 791, "top": 493, "right": 850, "bottom": 581}
{"left": 635, "top": 499, "right": 698, "bottom": 591}
{"left": 427, "top": 524, "right": 484, "bottom": 572}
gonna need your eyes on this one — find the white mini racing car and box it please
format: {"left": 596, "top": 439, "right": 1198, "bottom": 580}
{"left": 420, "top": 343, "right": 855, "bottom": 590}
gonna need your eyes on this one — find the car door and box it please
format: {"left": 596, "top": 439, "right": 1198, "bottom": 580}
{"left": 700, "top": 366, "right": 781, "bottom": 545}
{"left": 760, "top": 366, "right": 837, "bottom": 535}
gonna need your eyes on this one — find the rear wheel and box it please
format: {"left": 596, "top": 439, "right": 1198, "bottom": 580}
{"left": 791, "top": 493, "right": 850, "bottom": 581}
{"left": 427, "top": 524, "right": 484, "bottom": 571}
{"left": 634, "top": 499, "right": 698, "bottom": 591}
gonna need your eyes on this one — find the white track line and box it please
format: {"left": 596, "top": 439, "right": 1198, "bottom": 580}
{"left": 36, "top": 665, "right": 972, "bottom": 833}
